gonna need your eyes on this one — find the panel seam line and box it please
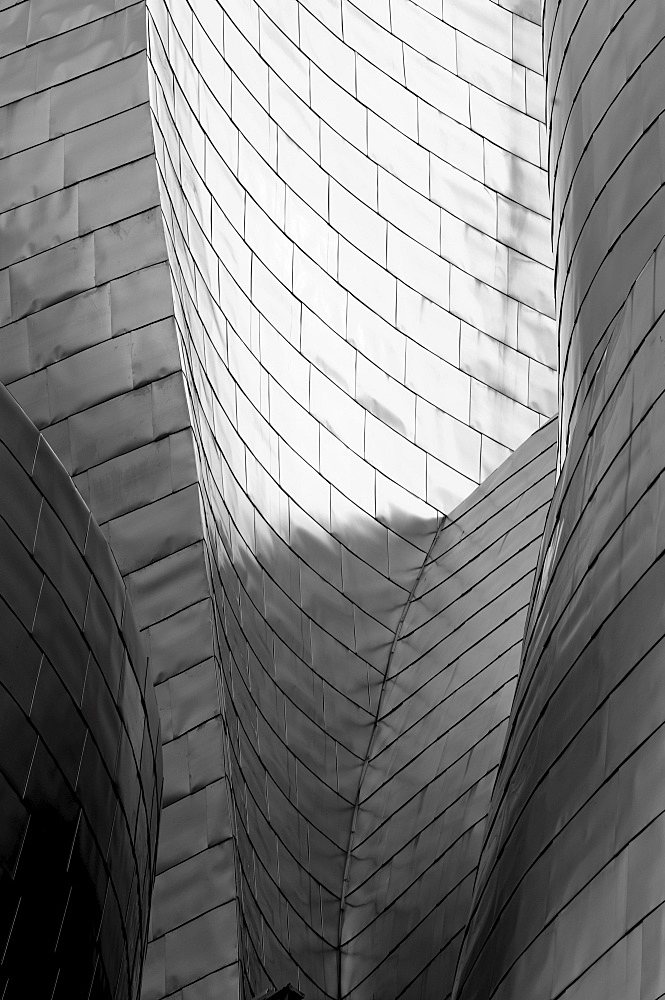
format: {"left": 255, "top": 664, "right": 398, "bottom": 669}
{"left": 336, "top": 513, "right": 448, "bottom": 999}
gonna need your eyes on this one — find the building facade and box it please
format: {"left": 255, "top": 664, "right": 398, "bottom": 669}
{"left": 2, "top": 0, "right": 656, "bottom": 999}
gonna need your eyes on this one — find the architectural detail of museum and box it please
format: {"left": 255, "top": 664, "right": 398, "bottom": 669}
{"left": 0, "top": 0, "right": 660, "bottom": 999}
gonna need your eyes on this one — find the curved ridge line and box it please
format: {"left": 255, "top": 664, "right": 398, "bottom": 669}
{"left": 336, "top": 514, "right": 449, "bottom": 999}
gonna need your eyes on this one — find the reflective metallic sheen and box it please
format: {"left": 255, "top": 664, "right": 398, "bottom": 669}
{"left": 140, "top": 0, "right": 555, "bottom": 994}
{"left": 338, "top": 419, "right": 556, "bottom": 999}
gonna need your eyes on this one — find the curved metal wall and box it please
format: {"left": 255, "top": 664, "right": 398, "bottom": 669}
{"left": 0, "top": 381, "right": 161, "bottom": 1000}
{"left": 148, "top": 0, "right": 556, "bottom": 516}
{"left": 143, "top": 1, "right": 556, "bottom": 996}
{"left": 453, "top": 3, "right": 665, "bottom": 998}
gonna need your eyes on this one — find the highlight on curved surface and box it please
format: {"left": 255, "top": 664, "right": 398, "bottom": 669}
{"left": 0, "top": 381, "right": 161, "bottom": 1000}
{"left": 147, "top": 0, "right": 556, "bottom": 515}
{"left": 452, "top": 3, "right": 665, "bottom": 998}
{"left": 141, "top": 0, "right": 556, "bottom": 995}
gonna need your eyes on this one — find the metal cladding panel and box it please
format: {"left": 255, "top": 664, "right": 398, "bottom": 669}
{"left": 0, "top": 381, "right": 161, "bottom": 1000}
{"left": 453, "top": 3, "right": 665, "bottom": 999}
{"left": 142, "top": 0, "right": 555, "bottom": 996}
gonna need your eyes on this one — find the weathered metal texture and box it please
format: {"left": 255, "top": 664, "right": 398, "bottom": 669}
{"left": 0, "top": 3, "right": 236, "bottom": 997}
{"left": 453, "top": 2, "right": 665, "bottom": 998}
{"left": 0, "top": 380, "right": 161, "bottom": 1000}
{"left": 141, "top": 0, "right": 556, "bottom": 996}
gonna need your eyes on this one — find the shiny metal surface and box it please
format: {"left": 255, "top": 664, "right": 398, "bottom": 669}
{"left": 10, "top": 0, "right": 665, "bottom": 996}
{"left": 453, "top": 2, "right": 665, "bottom": 998}
{"left": 0, "top": 1, "right": 558, "bottom": 998}
{"left": 0, "top": 380, "right": 160, "bottom": 1000}
{"left": 141, "top": 0, "right": 556, "bottom": 995}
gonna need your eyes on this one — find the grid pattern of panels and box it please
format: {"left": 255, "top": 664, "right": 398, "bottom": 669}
{"left": 143, "top": 0, "right": 556, "bottom": 996}
{"left": 0, "top": 381, "right": 161, "bottom": 1000}
{"left": 0, "top": 4, "right": 237, "bottom": 997}
{"left": 453, "top": 4, "right": 665, "bottom": 998}
{"left": 339, "top": 420, "right": 556, "bottom": 1000}
{"left": 148, "top": 0, "right": 556, "bottom": 517}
